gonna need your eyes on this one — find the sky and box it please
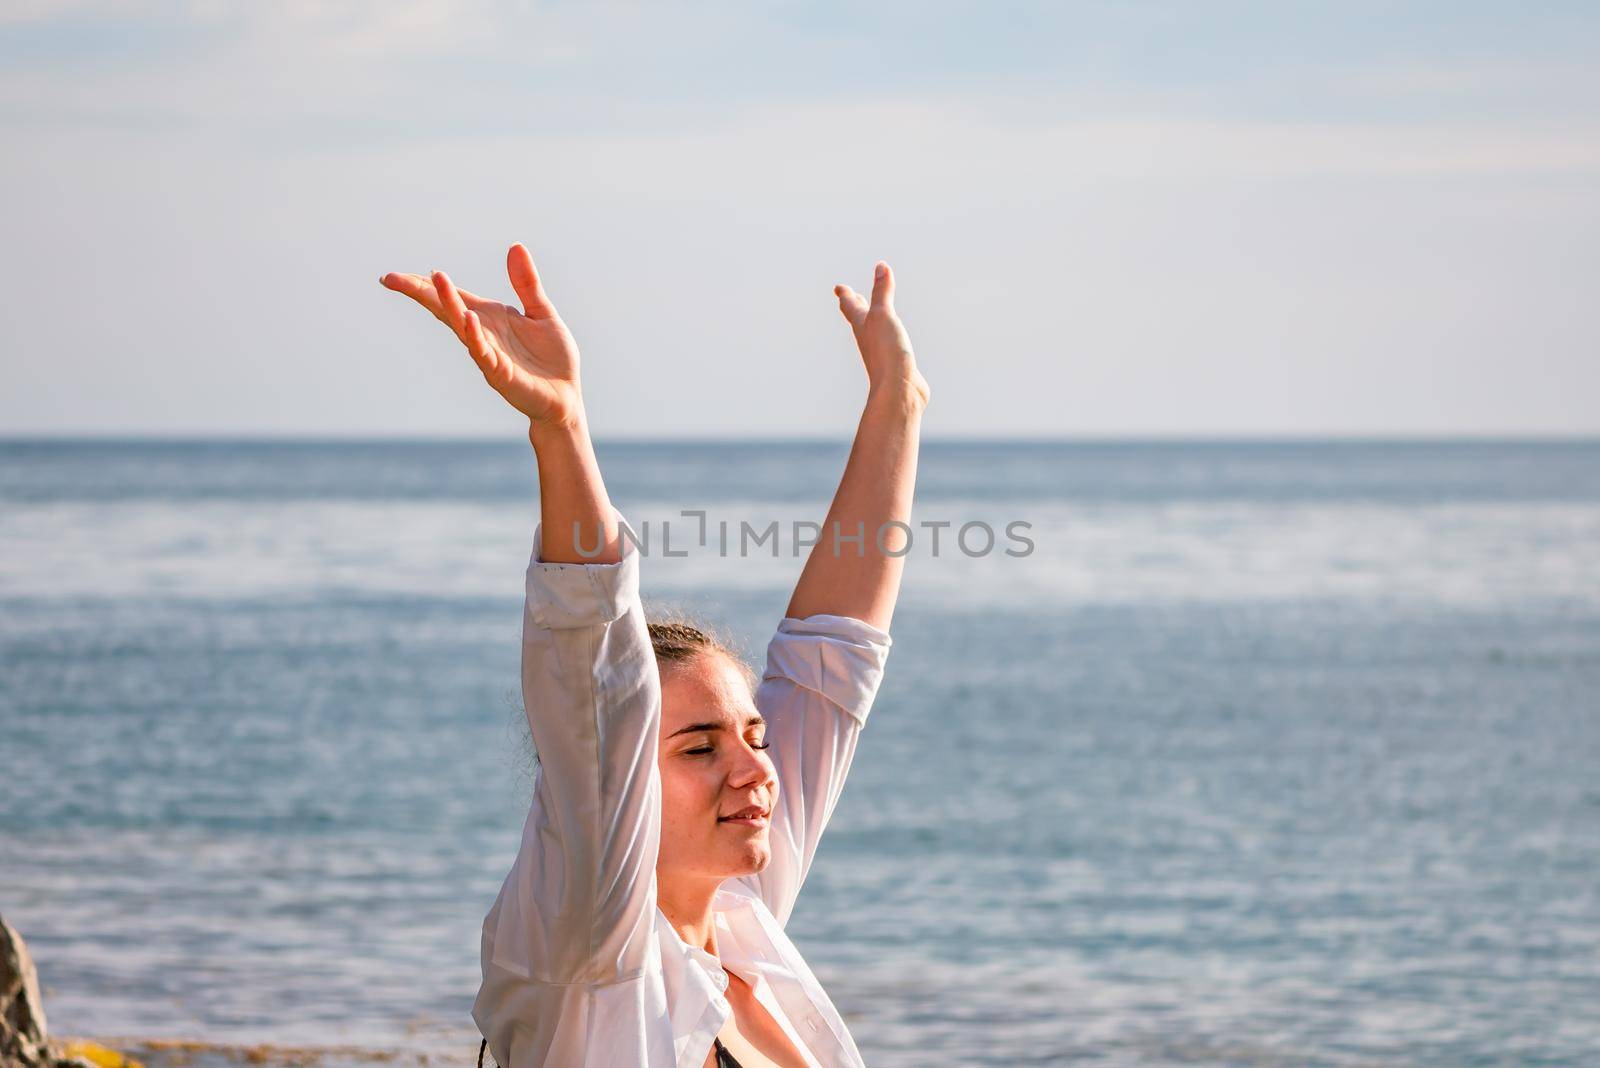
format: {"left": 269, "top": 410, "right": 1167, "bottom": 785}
{"left": 1, "top": 0, "right": 1597, "bottom": 439}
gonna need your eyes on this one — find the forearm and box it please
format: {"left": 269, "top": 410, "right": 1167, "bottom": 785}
{"left": 528, "top": 408, "right": 621, "bottom": 565}
{"left": 785, "top": 384, "right": 925, "bottom": 629}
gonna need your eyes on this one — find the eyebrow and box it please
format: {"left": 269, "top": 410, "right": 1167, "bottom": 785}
{"left": 667, "top": 714, "right": 767, "bottom": 739}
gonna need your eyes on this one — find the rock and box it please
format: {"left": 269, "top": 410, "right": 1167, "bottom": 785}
{"left": 2, "top": 913, "right": 50, "bottom": 1067}
{"left": 1, "top": 915, "right": 130, "bottom": 1068}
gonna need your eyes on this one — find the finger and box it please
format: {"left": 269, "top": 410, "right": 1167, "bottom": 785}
{"left": 433, "top": 271, "right": 470, "bottom": 338}
{"left": 507, "top": 243, "right": 558, "bottom": 320}
{"left": 441, "top": 280, "right": 498, "bottom": 312}
{"left": 380, "top": 272, "right": 446, "bottom": 319}
{"left": 462, "top": 309, "right": 507, "bottom": 386}
{"left": 385, "top": 272, "right": 508, "bottom": 319}
{"left": 834, "top": 284, "right": 869, "bottom": 328}
{"left": 869, "top": 261, "right": 894, "bottom": 311}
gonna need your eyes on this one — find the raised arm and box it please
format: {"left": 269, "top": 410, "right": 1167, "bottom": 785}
{"left": 381, "top": 246, "right": 622, "bottom": 563}
{"left": 383, "top": 248, "right": 658, "bottom": 1064}
{"left": 739, "top": 262, "right": 928, "bottom": 926}
{"left": 785, "top": 261, "right": 929, "bottom": 629}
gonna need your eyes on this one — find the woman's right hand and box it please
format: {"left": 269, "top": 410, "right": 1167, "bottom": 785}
{"left": 380, "top": 243, "right": 583, "bottom": 430}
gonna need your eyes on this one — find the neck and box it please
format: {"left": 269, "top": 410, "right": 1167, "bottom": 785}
{"left": 656, "top": 871, "right": 725, "bottom": 954}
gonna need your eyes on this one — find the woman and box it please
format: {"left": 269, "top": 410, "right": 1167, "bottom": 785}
{"left": 380, "top": 244, "right": 928, "bottom": 1068}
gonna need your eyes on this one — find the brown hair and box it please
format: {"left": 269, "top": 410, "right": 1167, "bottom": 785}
{"left": 646, "top": 610, "right": 757, "bottom": 690}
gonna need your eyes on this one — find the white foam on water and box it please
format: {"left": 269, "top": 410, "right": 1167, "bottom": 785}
{"left": 4, "top": 498, "right": 1595, "bottom": 609}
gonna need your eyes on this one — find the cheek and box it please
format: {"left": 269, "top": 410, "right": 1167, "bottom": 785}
{"left": 658, "top": 759, "right": 719, "bottom": 828}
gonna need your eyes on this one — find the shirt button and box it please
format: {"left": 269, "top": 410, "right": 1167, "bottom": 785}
{"left": 807, "top": 1019, "right": 820, "bottom": 1032}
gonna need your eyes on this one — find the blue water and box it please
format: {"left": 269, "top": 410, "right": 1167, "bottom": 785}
{"left": 2, "top": 439, "right": 1598, "bottom": 1066}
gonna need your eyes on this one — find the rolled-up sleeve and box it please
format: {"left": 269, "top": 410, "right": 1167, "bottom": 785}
{"left": 759, "top": 614, "right": 893, "bottom": 727}
{"left": 476, "top": 510, "right": 661, "bottom": 1007}
{"left": 522, "top": 531, "right": 639, "bottom": 630}
{"left": 744, "top": 614, "right": 892, "bottom": 927}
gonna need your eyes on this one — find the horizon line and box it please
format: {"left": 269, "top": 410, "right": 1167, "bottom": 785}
{"left": 2, "top": 431, "right": 1599, "bottom": 446}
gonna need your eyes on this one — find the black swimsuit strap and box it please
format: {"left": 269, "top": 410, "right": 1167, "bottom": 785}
{"left": 712, "top": 1036, "right": 746, "bottom": 1068}
{"left": 479, "top": 1031, "right": 742, "bottom": 1067}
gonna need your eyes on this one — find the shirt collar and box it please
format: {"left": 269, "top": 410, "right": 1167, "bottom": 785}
{"left": 661, "top": 882, "right": 760, "bottom": 974}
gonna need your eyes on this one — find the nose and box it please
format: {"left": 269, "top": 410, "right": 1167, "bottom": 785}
{"left": 728, "top": 736, "right": 775, "bottom": 792}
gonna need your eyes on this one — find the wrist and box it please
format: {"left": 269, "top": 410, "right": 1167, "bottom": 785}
{"left": 865, "top": 376, "right": 930, "bottom": 419}
{"left": 527, "top": 405, "right": 590, "bottom": 450}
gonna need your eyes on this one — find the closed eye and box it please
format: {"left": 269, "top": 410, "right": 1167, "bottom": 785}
{"left": 684, "top": 740, "right": 771, "bottom": 756}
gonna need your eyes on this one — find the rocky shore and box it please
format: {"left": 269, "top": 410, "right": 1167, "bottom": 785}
{"left": 1, "top": 918, "right": 454, "bottom": 1068}
{"left": 2, "top": 914, "right": 102, "bottom": 1068}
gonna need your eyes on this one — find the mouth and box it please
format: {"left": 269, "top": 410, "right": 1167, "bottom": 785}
{"left": 718, "top": 804, "right": 770, "bottom": 828}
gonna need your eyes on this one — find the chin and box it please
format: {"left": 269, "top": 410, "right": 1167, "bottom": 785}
{"left": 729, "top": 842, "right": 772, "bottom": 876}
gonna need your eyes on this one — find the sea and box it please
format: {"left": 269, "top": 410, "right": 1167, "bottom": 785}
{"left": 2, "top": 439, "right": 1597, "bottom": 1067}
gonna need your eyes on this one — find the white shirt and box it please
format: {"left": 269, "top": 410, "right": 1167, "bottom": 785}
{"left": 471, "top": 513, "right": 893, "bottom": 1067}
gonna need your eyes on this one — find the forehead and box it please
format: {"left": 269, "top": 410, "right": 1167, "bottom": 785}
{"left": 659, "top": 651, "right": 759, "bottom": 732}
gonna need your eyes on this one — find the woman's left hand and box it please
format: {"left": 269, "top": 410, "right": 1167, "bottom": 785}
{"left": 834, "top": 261, "right": 931, "bottom": 411}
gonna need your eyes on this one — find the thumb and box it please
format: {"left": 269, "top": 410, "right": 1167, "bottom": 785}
{"left": 869, "top": 261, "right": 894, "bottom": 311}
{"left": 507, "top": 242, "right": 558, "bottom": 320}
{"left": 834, "top": 284, "right": 869, "bottom": 328}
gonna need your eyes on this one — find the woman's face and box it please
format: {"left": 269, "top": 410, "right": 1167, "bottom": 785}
{"left": 656, "top": 651, "right": 779, "bottom": 883}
